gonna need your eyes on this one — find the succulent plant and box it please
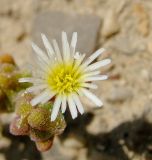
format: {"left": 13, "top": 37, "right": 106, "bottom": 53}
{"left": 10, "top": 116, "right": 29, "bottom": 136}
{"left": 28, "top": 107, "right": 50, "bottom": 131}
{"left": 0, "top": 54, "right": 30, "bottom": 113}
{"left": 10, "top": 91, "right": 66, "bottom": 151}
{"left": 0, "top": 54, "right": 67, "bottom": 152}
{"left": 35, "top": 137, "right": 54, "bottom": 152}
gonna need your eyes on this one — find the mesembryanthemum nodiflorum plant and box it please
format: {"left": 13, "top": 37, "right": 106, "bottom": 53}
{"left": 10, "top": 92, "right": 66, "bottom": 151}
{"left": 19, "top": 32, "right": 111, "bottom": 121}
{"left": 0, "top": 54, "right": 29, "bottom": 113}
{"left": 0, "top": 31, "right": 111, "bottom": 152}
{"left": 0, "top": 54, "right": 66, "bottom": 152}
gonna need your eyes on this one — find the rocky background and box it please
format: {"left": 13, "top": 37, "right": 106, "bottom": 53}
{"left": 1, "top": 0, "right": 152, "bottom": 160}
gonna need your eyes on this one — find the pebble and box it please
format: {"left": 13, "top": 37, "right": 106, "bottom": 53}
{"left": 32, "top": 11, "right": 101, "bottom": 57}
{"left": 133, "top": 3, "right": 150, "bottom": 37}
{"left": 11, "top": 0, "right": 36, "bottom": 19}
{"left": 107, "top": 86, "right": 133, "bottom": 103}
{"left": 108, "top": 35, "right": 146, "bottom": 55}
{"left": 143, "top": 101, "right": 152, "bottom": 123}
{"left": 76, "top": 148, "right": 88, "bottom": 160}
{"left": 101, "top": 10, "right": 120, "bottom": 38}
{"left": 86, "top": 116, "right": 107, "bottom": 135}
{"left": 42, "top": 138, "right": 77, "bottom": 160}
{"left": 0, "top": 18, "right": 25, "bottom": 44}
{"left": 148, "top": 67, "right": 152, "bottom": 82}
{"left": 62, "top": 137, "right": 84, "bottom": 149}
{"left": 0, "top": 0, "right": 12, "bottom": 15}
{"left": 0, "top": 113, "right": 14, "bottom": 125}
{"left": 122, "top": 145, "right": 134, "bottom": 159}
{"left": 0, "top": 154, "right": 5, "bottom": 160}
{"left": 147, "top": 41, "right": 152, "bottom": 54}
{"left": 60, "top": 146, "right": 79, "bottom": 158}
{"left": 140, "top": 69, "right": 149, "bottom": 81}
{"left": 88, "top": 148, "right": 117, "bottom": 160}
{"left": 0, "top": 137, "right": 11, "bottom": 149}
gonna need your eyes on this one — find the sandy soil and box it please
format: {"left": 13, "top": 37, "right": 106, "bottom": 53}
{"left": 1, "top": 0, "right": 152, "bottom": 160}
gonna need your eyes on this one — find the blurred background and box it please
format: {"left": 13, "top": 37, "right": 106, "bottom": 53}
{"left": 1, "top": 0, "right": 152, "bottom": 160}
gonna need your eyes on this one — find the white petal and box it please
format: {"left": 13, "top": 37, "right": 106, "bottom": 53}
{"left": 68, "top": 96, "right": 78, "bottom": 119}
{"left": 62, "top": 31, "right": 70, "bottom": 61}
{"left": 74, "top": 52, "right": 81, "bottom": 60}
{"left": 32, "top": 55, "right": 48, "bottom": 72}
{"left": 31, "top": 42, "right": 49, "bottom": 63}
{"left": 52, "top": 39, "right": 62, "bottom": 62}
{"left": 37, "top": 56, "right": 48, "bottom": 68}
{"left": 41, "top": 33, "right": 55, "bottom": 58}
{"left": 26, "top": 84, "right": 47, "bottom": 93}
{"left": 85, "top": 59, "right": 111, "bottom": 71}
{"left": 81, "top": 83, "right": 98, "bottom": 89}
{"left": 51, "top": 96, "right": 62, "bottom": 121}
{"left": 81, "top": 88, "right": 103, "bottom": 107}
{"left": 61, "top": 96, "right": 67, "bottom": 113}
{"left": 84, "top": 71, "right": 100, "bottom": 77}
{"left": 84, "top": 75, "right": 108, "bottom": 82}
{"left": 27, "top": 64, "right": 45, "bottom": 76}
{"left": 82, "top": 48, "right": 105, "bottom": 67}
{"left": 41, "top": 91, "right": 56, "bottom": 104}
{"left": 73, "top": 94, "right": 84, "bottom": 115}
{"left": 73, "top": 53, "right": 86, "bottom": 70}
{"left": 19, "top": 78, "right": 43, "bottom": 84}
{"left": 30, "top": 89, "right": 51, "bottom": 106}
{"left": 70, "top": 32, "right": 77, "bottom": 56}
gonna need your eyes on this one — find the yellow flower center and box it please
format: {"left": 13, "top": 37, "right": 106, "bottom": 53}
{"left": 46, "top": 63, "right": 83, "bottom": 95}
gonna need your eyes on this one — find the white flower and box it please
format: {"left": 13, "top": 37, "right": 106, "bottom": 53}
{"left": 19, "top": 32, "right": 111, "bottom": 121}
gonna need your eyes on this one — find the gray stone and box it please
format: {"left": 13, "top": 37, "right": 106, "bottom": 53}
{"left": 88, "top": 149, "right": 119, "bottom": 160}
{"left": 32, "top": 11, "right": 101, "bottom": 56}
{"left": 62, "top": 137, "right": 84, "bottom": 149}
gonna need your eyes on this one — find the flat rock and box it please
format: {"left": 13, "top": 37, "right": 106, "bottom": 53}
{"left": 32, "top": 11, "right": 101, "bottom": 56}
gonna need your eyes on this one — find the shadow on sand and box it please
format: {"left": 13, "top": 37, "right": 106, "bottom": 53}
{"left": 61, "top": 112, "right": 152, "bottom": 160}
{"left": 1, "top": 112, "right": 152, "bottom": 160}
{"left": 0, "top": 125, "right": 42, "bottom": 160}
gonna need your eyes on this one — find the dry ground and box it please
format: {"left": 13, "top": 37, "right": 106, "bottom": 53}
{"left": 1, "top": 0, "right": 152, "bottom": 160}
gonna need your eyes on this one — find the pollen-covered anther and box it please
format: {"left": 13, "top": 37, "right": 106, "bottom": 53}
{"left": 46, "top": 63, "right": 82, "bottom": 95}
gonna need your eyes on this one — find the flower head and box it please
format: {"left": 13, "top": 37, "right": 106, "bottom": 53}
{"left": 19, "top": 32, "right": 111, "bottom": 121}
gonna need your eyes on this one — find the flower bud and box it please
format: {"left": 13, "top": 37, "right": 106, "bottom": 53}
{"left": 0, "top": 54, "right": 15, "bottom": 65}
{"left": 30, "top": 128, "right": 52, "bottom": 142}
{"left": 10, "top": 116, "right": 29, "bottom": 136}
{"left": 28, "top": 107, "right": 50, "bottom": 131}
